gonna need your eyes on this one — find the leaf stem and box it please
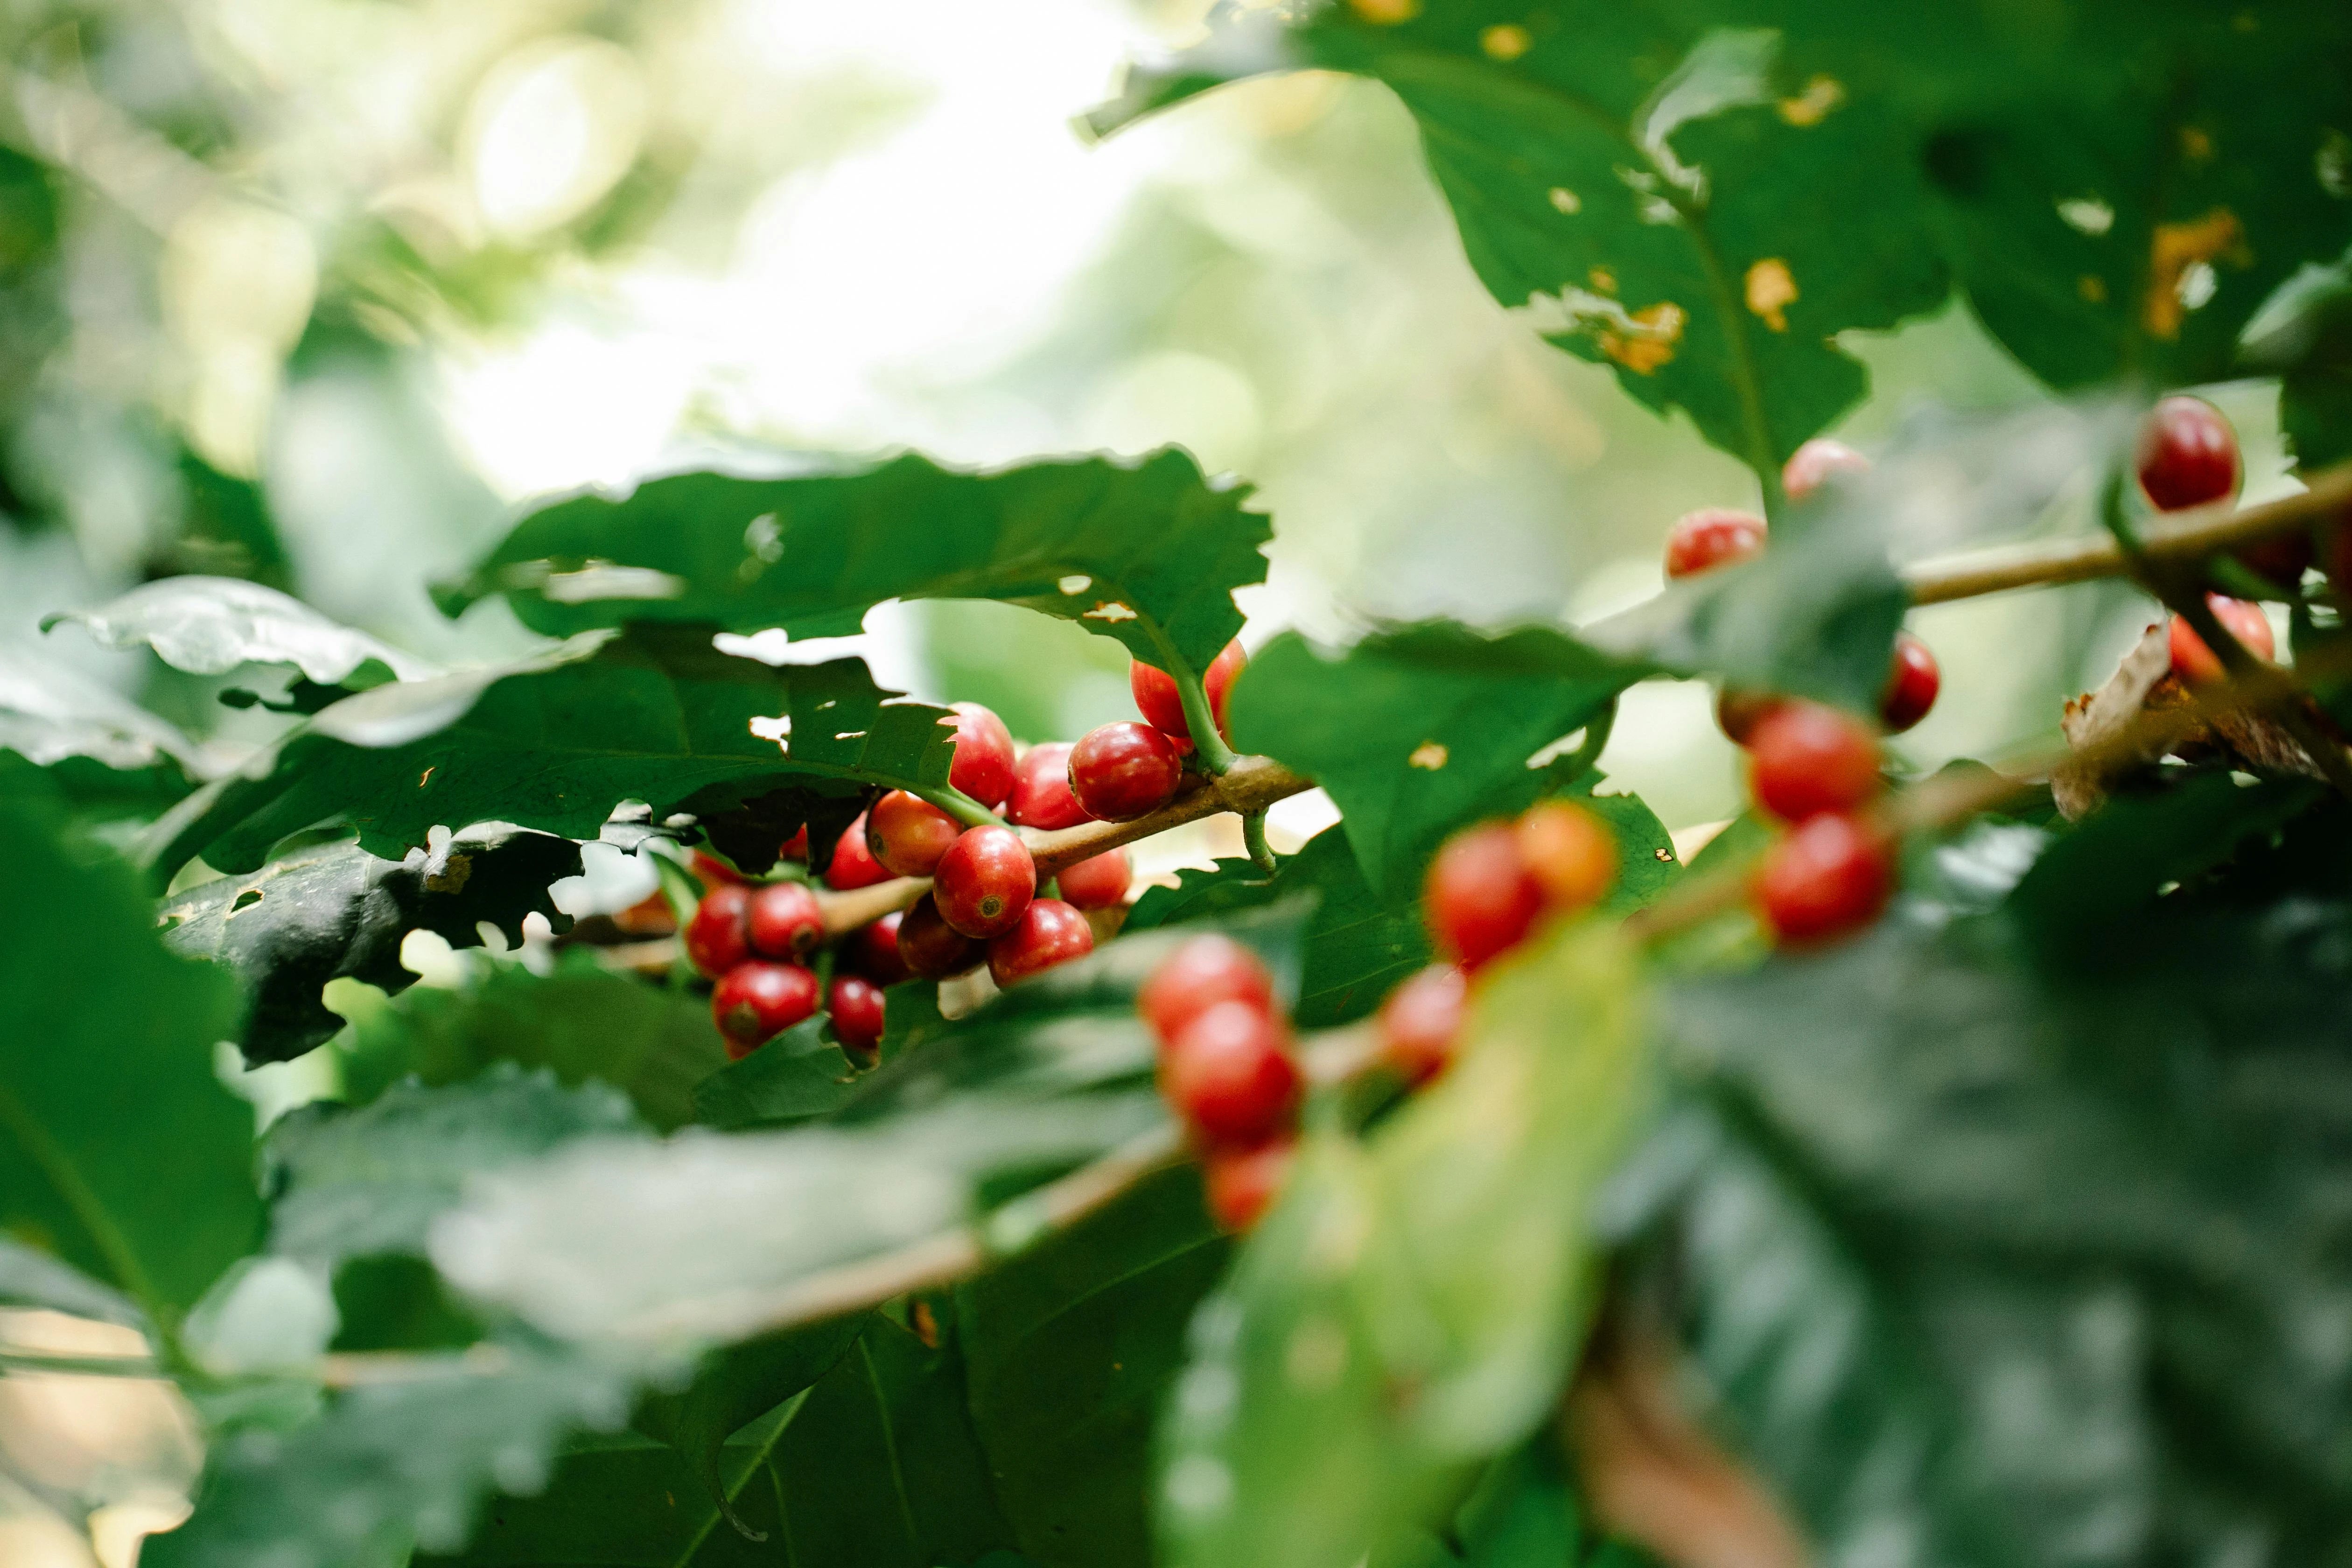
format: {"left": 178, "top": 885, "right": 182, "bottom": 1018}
{"left": 911, "top": 785, "right": 1002, "bottom": 830}
{"left": 1141, "top": 618, "right": 1238, "bottom": 776}
{"left": 1242, "top": 809, "right": 1276, "bottom": 877}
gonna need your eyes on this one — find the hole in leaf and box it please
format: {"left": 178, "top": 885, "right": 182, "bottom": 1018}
{"left": 230, "top": 889, "right": 263, "bottom": 913}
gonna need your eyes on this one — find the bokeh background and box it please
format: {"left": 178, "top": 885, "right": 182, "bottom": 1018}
{"left": 0, "top": 1, "right": 2303, "bottom": 1559}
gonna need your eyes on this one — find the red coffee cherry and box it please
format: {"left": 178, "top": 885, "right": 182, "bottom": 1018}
{"left": 1203, "top": 1138, "right": 1294, "bottom": 1233}
{"left": 1378, "top": 964, "right": 1467, "bottom": 1086}
{"left": 866, "top": 790, "right": 962, "bottom": 877}
{"left": 683, "top": 884, "right": 753, "bottom": 979}
{"left": 1715, "top": 687, "right": 1786, "bottom": 748}
{"left": 825, "top": 813, "right": 890, "bottom": 891}
{"left": 779, "top": 825, "right": 809, "bottom": 861}
{"left": 1007, "top": 742, "right": 1092, "bottom": 830}
{"left": 1751, "top": 812, "right": 1894, "bottom": 946}
{"left": 2169, "top": 594, "right": 2275, "bottom": 685}
{"left": 932, "top": 825, "right": 1037, "bottom": 939}
{"left": 1879, "top": 631, "right": 1940, "bottom": 734}
{"left": 1138, "top": 934, "right": 1275, "bottom": 1045}
{"left": 829, "top": 973, "right": 886, "bottom": 1064}
{"left": 711, "top": 961, "right": 820, "bottom": 1058}
{"left": 1130, "top": 639, "right": 1247, "bottom": 744}
{"left": 1782, "top": 438, "right": 1869, "bottom": 502}
{"left": 1056, "top": 846, "right": 1132, "bottom": 910}
{"left": 2136, "top": 394, "right": 2241, "bottom": 512}
{"left": 945, "top": 702, "right": 1017, "bottom": 809}
{"left": 851, "top": 911, "right": 909, "bottom": 986}
{"left": 987, "top": 898, "right": 1095, "bottom": 987}
{"left": 1515, "top": 801, "right": 1616, "bottom": 915}
{"left": 1160, "top": 1000, "right": 1302, "bottom": 1147}
{"left": 746, "top": 880, "right": 825, "bottom": 960}
{"left": 1423, "top": 822, "right": 1544, "bottom": 972}
{"left": 1747, "top": 701, "right": 1882, "bottom": 823}
{"left": 690, "top": 850, "right": 744, "bottom": 888}
{"left": 1664, "top": 507, "right": 1767, "bottom": 579}
{"left": 1068, "top": 722, "right": 1183, "bottom": 821}
{"left": 897, "top": 894, "right": 984, "bottom": 980}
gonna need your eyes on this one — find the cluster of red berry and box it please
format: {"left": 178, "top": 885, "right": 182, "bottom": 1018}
{"left": 686, "top": 642, "right": 1249, "bottom": 1062}
{"left": 1374, "top": 799, "right": 1619, "bottom": 1085}
{"left": 1138, "top": 935, "right": 1300, "bottom": 1233}
{"left": 1666, "top": 438, "right": 1943, "bottom": 744}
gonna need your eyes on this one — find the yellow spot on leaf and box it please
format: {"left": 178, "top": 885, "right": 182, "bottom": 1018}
{"left": 2144, "top": 208, "right": 2247, "bottom": 339}
{"left": 1589, "top": 265, "right": 1617, "bottom": 294}
{"left": 1548, "top": 186, "right": 1581, "bottom": 215}
{"left": 1777, "top": 75, "right": 1845, "bottom": 126}
{"left": 1744, "top": 258, "right": 1798, "bottom": 331}
{"left": 2079, "top": 273, "right": 2108, "bottom": 303}
{"left": 1597, "top": 301, "right": 1684, "bottom": 374}
{"left": 419, "top": 766, "right": 435, "bottom": 789}
{"left": 1409, "top": 741, "right": 1449, "bottom": 770}
{"left": 1480, "top": 23, "right": 1531, "bottom": 60}
{"left": 2180, "top": 126, "right": 2214, "bottom": 163}
{"left": 1084, "top": 601, "right": 1138, "bottom": 623}
{"left": 1347, "top": 0, "right": 1417, "bottom": 23}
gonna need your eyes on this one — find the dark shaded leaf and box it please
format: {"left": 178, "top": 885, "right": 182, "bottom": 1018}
{"left": 161, "top": 826, "right": 582, "bottom": 1063}
{"left": 434, "top": 448, "right": 1269, "bottom": 675}
{"left": 958, "top": 1167, "right": 1228, "bottom": 1568}
{"left": 430, "top": 1318, "right": 1021, "bottom": 1568}
{"left": 634, "top": 1310, "right": 874, "bottom": 1541}
{"left": 335, "top": 952, "right": 728, "bottom": 1132}
{"left": 1632, "top": 801, "right": 2352, "bottom": 1568}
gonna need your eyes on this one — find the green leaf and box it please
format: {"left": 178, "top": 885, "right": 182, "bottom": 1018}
{"left": 1899, "top": 6, "right": 2352, "bottom": 393}
{"left": 1158, "top": 921, "right": 1651, "bottom": 1568}
{"left": 142, "top": 1342, "right": 642, "bottom": 1568}
{"left": 429, "top": 1318, "right": 1022, "bottom": 1568}
{"left": 140, "top": 626, "right": 954, "bottom": 881}
{"left": 43, "top": 575, "right": 436, "bottom": 685}
{"left": 0, "top": 786, "right": 256, "bottom": 1322}
{"left": 634, "top": 1310, "right": 874, "bottom": 1542}
{"left": 1097, "top": 13, "right": 1947, "bottom": 475}
{"left": 1099, "top": 8, "right": 2352, "bottom": 456}
{"left": 1225, "top": 623, "right": 1639, "bottom": 900}
{"left": 434, "top": 448, "right": 1269, "bottom": 675}
{"left": 691, "top": 1013, "right": 870, "bottom": 1130}
{"left": 0, "top": 642, "right": 206, "bottom": 807}
{"left": 334, "top": 952, "right": 727, "bottom": 1132}
{"left": 263, "top": 1066, "right": 649, "bottom": 1272}
{"left": 427, "top": 1098, "right": 1163, "bottom": 1350}
{"left": 2242, "top": 243, "right": 2352, "bottom": 472}
{"left": 161, "top": 827, "right": 582, "bottom": 1063}
{"left": 958, "top": 1167, "right": 1229, "bottom": 1567}
{"left": 1636, "top": 797, "right": 2352, "bottom": 1568}
{"left": 1126, "top": 828, "right": 1432, "bottom": 1027}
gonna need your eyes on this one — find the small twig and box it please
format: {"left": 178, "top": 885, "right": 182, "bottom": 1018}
{"left": 815, "top": 755, "right": 1314, "bottom": 934}
{"left": 1903, "top": 461, "right": 2352, "bottom": 606}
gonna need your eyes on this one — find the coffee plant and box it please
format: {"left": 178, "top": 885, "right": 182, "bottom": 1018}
{"left": 8, "top": 3, "right": 2352, "bottom": 1566}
